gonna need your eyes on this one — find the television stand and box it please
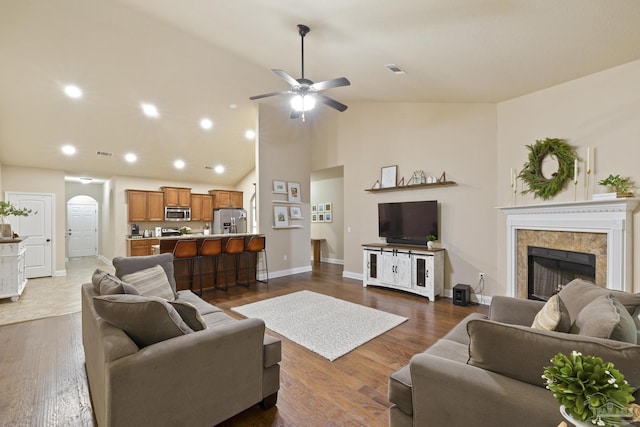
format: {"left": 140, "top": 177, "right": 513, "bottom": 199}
{"left": 362, "top": 243, "right": 444, "bottom": 301}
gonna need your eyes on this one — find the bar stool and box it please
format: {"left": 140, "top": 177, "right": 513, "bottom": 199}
{"left": 222, "top": 236, "right": 248, "bottom": 290}
{"left": 197, "top": 237, "right": 222, "bottom": 295}
{"left": 243, "top": 235, "right": 268, "bottom": 285}
{"left": 172, "top": 240, "right": 198, "bottom": 293}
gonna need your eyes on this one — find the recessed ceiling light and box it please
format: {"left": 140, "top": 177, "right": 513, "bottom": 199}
{"left": 229, "top": 104, "right": 238, "bottom": 110}
{"left": 174, "top": 159, "right": 185, "bottom": 169}
{"left": 64, "top": 84, "right": 83, "bottom": 99}
{"left": 124, "top": 153, "right": 137, "bottom": 163}
{"left": 214, "top": 165, "right": 224, "bottom": 174}
{"left": 62, "top": 145, "right": 76, "bottom": 155}
{"left": 200, "top": 118, "right": 213, "bottom": 130}
{"left": 245, "top": 129, "right": 256, "bottom": 140}
{"left": 141, "top": 102, "right": 159, "bottom": 118}
{"left": 79, "top": 177, "right": 92, "bottom": 184}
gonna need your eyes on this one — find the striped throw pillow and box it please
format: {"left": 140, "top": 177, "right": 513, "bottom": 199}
{"left": 122, "top": 264, "right": 175, "bottom": 301}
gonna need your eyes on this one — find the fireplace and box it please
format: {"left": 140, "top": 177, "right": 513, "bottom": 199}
{"left": 499, "top": 199, "right": 638, "bottom": 297}
{"left": 527, "top": 246, "right": 596, "bottom": 301}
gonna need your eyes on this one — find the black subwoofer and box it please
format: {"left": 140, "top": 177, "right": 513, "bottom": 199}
{"left": 453, "top": 284, "right": 471, "bottom": 306}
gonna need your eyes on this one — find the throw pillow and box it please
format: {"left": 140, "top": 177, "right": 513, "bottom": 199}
{"left": 573, "top": 294, "right": 637, "bottom": 344}
{"left": 633, "top": 306, "right": 640, "bottom": 344}
{"left": 122, "top": 264, "right": 175, "bottom": 301}
{"left": 92, "top": 269, "right": 131, "bottom": 296}
{"left": 113, "top": 253, "right": 177, "bottom": 298}
{"left": 93, "top": 294, "right": 193, "bottom": 348}
{"left": 531, "top": 294, "right": 570, "bottom": 332}
{"left": 169, "top": 300, "right": 207, "bottom": 331}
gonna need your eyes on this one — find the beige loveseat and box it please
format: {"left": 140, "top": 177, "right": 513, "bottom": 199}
{"left": 388, "top": 279, "right": 640, "bottom": 427}
{"left": 81, "top": 253, "right": 281, "bottom": 427}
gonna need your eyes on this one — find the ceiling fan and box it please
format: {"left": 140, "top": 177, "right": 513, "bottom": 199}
{"left": 249, "top": 24, "right": 350, "bottom": 120}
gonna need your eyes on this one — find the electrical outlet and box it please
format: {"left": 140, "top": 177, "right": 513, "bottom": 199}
{"left": 283, "top": 254, "right": 287, "bottom": 261}
{"left": 479, "top": 272, "right": 485, "bottom": 280}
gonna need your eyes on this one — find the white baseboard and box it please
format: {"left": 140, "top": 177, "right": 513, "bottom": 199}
{"left": 54, "top": 269, "right": 66, "bottom": 277}
{"left": 321, "top": 257, "right": 344, "bottom": 265}
{"left": 268, "top": 265, "right": 313, "bottom": 279}
{"left": 443, "top": 288, "right": 492, "bottom": 306}
{"left": 97, "top": 255, "right": 111, "bottom": 265}
{"left": 342, "top": 271, "right": 363, "bottom": 281}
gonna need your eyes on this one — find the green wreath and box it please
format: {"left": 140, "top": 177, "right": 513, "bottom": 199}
{"left": 518, "top": 138, "right": 577, "bottom": 200}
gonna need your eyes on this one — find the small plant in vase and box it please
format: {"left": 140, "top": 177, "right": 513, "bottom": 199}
{"left": 598, "top": 174, "right": 634, "bottom": 197}
{"left": 0, "top": 201, "right": 34, "bottom": 239}
{"left": 426, "top": 235, "right": 437, "bottom": 249}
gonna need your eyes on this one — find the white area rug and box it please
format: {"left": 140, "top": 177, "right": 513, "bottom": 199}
{"left": 231, "top": 290, "right": 408, "bottom": 361}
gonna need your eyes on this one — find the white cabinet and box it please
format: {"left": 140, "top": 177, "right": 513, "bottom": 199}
{"left": 362, "top": 244, "right": 444, "bottom": 300}
{"left": 0, "top": 238, "right": 28, "bottom": 301}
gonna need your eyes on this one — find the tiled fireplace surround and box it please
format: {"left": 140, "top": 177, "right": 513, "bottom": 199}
{"left": 500, "top": 199, "right": 639, "bottom": 298}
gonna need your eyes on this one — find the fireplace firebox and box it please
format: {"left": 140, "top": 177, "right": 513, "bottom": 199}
{"left": 527, "top": 246, "right": 596, "bottom": 301}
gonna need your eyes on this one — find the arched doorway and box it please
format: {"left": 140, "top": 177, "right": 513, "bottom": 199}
{"left": 67, "top": 195, "right": 98, "bottom": 258}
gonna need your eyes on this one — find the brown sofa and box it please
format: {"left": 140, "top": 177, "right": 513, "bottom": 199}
{"left": 388, "top": 279, "right": 640, "bottom": 427}
{"left": 81, "top": 254, "right": 281, "bottom": 427}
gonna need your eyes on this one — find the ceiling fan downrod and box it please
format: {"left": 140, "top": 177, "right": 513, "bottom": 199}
{"left": 298, "top": 24, "right": 310, "bottom": 80}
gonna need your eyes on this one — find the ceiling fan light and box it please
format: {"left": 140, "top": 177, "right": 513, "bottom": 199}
{"left": 291, "top": 95, "right": 316, "bottom": 112}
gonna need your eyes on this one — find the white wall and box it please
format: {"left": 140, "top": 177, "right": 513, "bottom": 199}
{"left": 497, "top": 59, "right": 640, "bottom": 293}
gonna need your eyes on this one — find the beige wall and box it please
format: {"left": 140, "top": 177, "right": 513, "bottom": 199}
{"left": 311, "top": 166, "right": 344, "bottom": 263}
{"left": 312, "top": 102, "right": 498, "bottom": 298}
{"left": 1, "top": 165, "right": 66, "bottom": 274}
{"left": 497, "top": 58, "right": 640, "bottom": 293}
{"left": 257, "top": 104, "right": 312, "bottom": 276}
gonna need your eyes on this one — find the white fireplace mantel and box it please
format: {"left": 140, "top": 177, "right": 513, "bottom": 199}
{"left": 499, "top": 199, "right": 639, "bottom": 296}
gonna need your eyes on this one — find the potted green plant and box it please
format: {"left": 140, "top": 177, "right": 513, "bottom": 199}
{"left": 598, "top": 174, "right": 634, "bottom": 197}
{"left": 543, "top": 351, "right": 638, "bottom": 426}
{"left": 426, "top": 234, "right": 437, "bottom": 249}
{"left": 0, "top": 201, "right": 34, "bottom": 239}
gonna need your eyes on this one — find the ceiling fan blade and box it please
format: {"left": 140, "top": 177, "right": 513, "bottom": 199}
{"left": 272, "top": 69, "right": 300, "bottom": 87}
{"left": 315, "top": 93, "right": 348, "bottom": 112}
{"left": 249, "top": 90, "right": 290, "bottom": 100}
{"left": 310, "top": 77, "right": 351, "bottom": 91}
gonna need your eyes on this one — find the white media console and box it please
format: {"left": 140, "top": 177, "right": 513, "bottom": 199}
{"left": 362, "top": 243, "right": 444, "bottom": 301}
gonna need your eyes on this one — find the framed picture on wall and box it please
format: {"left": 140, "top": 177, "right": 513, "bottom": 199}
{"left": 274, "top": 206, "right": 289, "bottom": 227}
{"left": 317, "top": 203, "right": 325, "bottom": 212}
{"left": 290, "top": 206, "right": 302, "bottom": 219}
{"left": 311, "top": 213, "right": 317, "bottom": 223}
{"left": 318, "top": 213, "right": 324, "bottom": 222}
{"left": 311, "top": 204, "right": 318, "bottom": 213}
{"left": 287, "top": 182, "right": 301, "bottom": 203}
{"left": 381, "top": 165, "right": 398, "bottom": 188}
{"left": 324, "top": 212, "right": 332, "bottom": 223}
{"left": 273, "top": 180, "right": 287, "bottom": 194}
{"left": 325, "top": 202, "right": 332, "bottom": 212}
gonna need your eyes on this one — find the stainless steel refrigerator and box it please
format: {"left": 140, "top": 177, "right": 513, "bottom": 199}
{"left": 212, "top": 208, "right": 247, "bottom": 234}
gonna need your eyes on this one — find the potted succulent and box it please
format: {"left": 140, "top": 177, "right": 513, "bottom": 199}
{"left": 598, "top": 174, "right": 634, "bottom": 197}
{"left": 543, "top": 351, "right": 639, "bottom": 427}
{"left": 0, "top": 201, "right": 34, "bottom": 239}
{"left": 426, "top": 234, "right": 437, "bottom": 249}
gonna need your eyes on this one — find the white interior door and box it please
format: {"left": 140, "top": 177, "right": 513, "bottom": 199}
{"left": 67, "top": 203, "right": 97, "bottom": 257}
{"left": 7, "top": 192, "right": 53, "bottom": 278}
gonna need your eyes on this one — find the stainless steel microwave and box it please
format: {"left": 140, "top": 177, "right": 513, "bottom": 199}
{"left": 165, "top": 207, "right": 191, "bottom": 221}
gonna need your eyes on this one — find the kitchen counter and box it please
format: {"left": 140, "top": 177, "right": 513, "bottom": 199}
{"left": 125, "top": 232, "right": 258, "bottom": 241}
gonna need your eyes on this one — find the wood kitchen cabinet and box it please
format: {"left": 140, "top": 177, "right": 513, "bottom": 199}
{"left": 190, "top": 194, "right": 213, "bottom": 221}
{"left": 128, "top": 190, "right": 164, "bottom": 222}
{"left": 127, "top": 239, "right": 160, "bottom": 257}
{"left": 162, "top": 187, "right": 191, "bottom": 207}
{"left": 209, "top": 190, "right": 243, "bottom": 209}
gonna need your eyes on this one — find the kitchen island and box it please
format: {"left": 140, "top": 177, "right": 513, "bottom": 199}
{"left": 127, "top": 233, "right": 265, "bottom": 292}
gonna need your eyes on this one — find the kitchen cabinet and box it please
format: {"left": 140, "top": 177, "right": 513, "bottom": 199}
{"left": 209, "top": 190, "right": 243, "bottom": 209}
{"left": 127, "top": 239, "right": 160, "bottom": 257}
{"left": 162, "top": 187, "right": 191, "bottom": 207}
{"left": 190, "top": 194, "right": 213, "bottom": 221}
{"left": 128, "top": 190, "right": 164, "bottom": 222}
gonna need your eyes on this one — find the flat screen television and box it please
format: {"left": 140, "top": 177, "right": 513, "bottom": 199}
{"left": 378, "top": 200, "right": 438, "bottom": 245}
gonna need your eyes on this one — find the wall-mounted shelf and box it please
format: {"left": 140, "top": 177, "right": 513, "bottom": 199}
{"left": 272, "top": 225, "right": 304, "bottom": 229}
{"left": 272, "top": 200, "right": 302, "bottom": 205}
{"left": 365, "top": 181, "right": 457, "bottom": 193}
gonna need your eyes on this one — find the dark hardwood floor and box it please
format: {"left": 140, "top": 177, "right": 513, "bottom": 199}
{"left": 0, "top": 262, "right": 487, "bottom": 427}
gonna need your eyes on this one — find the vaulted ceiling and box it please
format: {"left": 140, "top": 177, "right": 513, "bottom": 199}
{"left": 2, "top": 0, "right": 639, "bottom": 185}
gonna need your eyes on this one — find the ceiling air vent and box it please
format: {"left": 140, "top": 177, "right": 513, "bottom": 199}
{"left": 96, "top": 151, "right": 112, "bottom": 157}
{"left": 385, "top": 64, "right": 406, "bottom": 74}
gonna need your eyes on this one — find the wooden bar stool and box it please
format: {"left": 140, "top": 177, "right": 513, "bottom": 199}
{"left": 198, "top": 238, "right": 222, "bottom": 295}
{"left": 222, "top": 236, "right": 248, "bottom": 290}
{"left": 172, "top": 240, "right": 198, "bottom": 293}
{"left": 244, "top": 235, "right": 268, "bottom": 285}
